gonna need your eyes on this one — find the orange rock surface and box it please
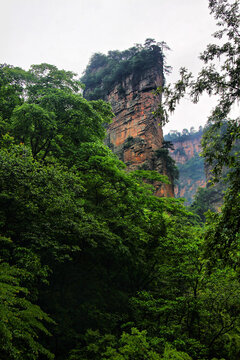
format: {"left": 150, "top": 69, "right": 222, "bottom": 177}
{"left": 105, "top": 66, "right": 174, "bottom": 197}
{"left": 168, "top": 133, "right": 206, "bottom": 202}
{"left": 169, "top": 137, "right": 202, "bottom": 164}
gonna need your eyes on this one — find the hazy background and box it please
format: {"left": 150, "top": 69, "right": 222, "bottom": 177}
{"left": 1, "top": 0, "right": 220, "bottom": 133}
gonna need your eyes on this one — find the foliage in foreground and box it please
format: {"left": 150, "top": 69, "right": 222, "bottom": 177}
{"left": 0, "top": 2, "right": 240, "bottom": 358}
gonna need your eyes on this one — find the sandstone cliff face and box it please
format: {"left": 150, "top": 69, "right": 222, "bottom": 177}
{"left": 167, "top": 133, "right": 206, "bottom": 203}
{"left": 169, "top": 137, "right": 202, "bottom": 164}
{"left": 104, "top": 66, "right": 174, "bottom": 197}
{"left": 174, "top": 178, "right": 206, "bottom": 200}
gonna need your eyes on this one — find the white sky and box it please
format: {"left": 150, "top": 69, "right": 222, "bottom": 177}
{"left": 1, "top": 0, "right": 220, "bottom": 133}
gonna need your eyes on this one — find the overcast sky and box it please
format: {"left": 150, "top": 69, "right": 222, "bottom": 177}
{"left": 1, "top": 0, "right": 221, "bottom": 133}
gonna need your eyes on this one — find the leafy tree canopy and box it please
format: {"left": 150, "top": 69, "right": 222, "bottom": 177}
{"left": 1, "top": 9, "right": 240, "bottom": 359}
{"left": 160, "top": 0, "right": 240, "bottom": 178}
{"left": 0, "top": 63, "right": 113, "bottom": 163}
{"left": 158, "top": 0, "right": 240, "bottom": 267}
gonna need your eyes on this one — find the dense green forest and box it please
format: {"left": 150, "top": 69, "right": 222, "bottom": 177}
{"left": 0, "top": 1, "right": 240, "bottom": 359}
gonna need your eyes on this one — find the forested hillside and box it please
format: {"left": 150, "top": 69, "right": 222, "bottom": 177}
{"left": 0, "top": 1, "right": 240, "bottom": 360}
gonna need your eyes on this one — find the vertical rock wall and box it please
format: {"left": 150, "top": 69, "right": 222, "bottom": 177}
{"left": 169, "top": 137, "right": 203, "bottom": 164}
{"left": 104, "top": 66, "right": 174, "bottom": 197}
{"left": 167, "top": 133, "right": 206, "bottom": 203}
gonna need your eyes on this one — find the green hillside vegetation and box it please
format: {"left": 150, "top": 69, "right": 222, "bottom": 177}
{"left": 0, "top": 59, "right": 239, "bottom": 360}
{"left": 0, "top": 1, "right": 240, "bottom": 359}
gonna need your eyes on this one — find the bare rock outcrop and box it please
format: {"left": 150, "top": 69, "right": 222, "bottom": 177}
{"left": 104, "top": 66, "right": 174, "bottom": 197}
